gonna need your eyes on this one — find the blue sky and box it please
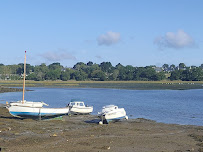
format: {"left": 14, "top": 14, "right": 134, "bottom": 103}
{"left": 0, "top": 0, "right": 202, "bottom": 67}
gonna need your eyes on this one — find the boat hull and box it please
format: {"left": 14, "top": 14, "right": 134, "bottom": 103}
{"left": 68, "top": 101, "right": 93, "bottom": 115}
{"left": 69, "top": 106, "right": 93, "bottom": 114}
{"left": 98, "top": 105, "right": 128, "bottom": 124}
{"left": 8, "top": 106, "right": 69, "bottom": 118}
{"left": 100, "top": 111, "right": 127, "bottom": 124}
{"left": 9, "top": 100, "right": 48, "bottom": 108}
{"left": 103, "top": 115, "right": 127, "bottom": 124}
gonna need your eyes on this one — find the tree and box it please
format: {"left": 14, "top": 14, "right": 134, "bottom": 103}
{"left": 8, "top": 65, "right": 20, "bottom": 74}
{"left": 17, "top": 63, "right": 24, "bottom": 75}
{"left": 87, "top": 61, "right": 93, "bottom": 66}
{"left": 162, "top": 64, "right": 169, "bottom": 72}
{"left": 61, "top": 70, "right": 71, "bottom": 81}
{"left": 48, "top": 63, "right": 63, "bottom": 71}
{"left": 170, "top": 70, "right": 181, "bottom": 80}
{"left": 109, "top": 69, "right": 119, "bottom": 80}
{"left": 179, "top": 63, "right": 186, "bottom": 70}
{"left": 91, "top": 70, "right": 106, "bottom": 81}
{"left": 33, "top": 63, "right": 49, "bottom": 81}
{"left": 181, "top": 69, "right": 190, "bottom": 81}
{"left": 169, "top": 64, "right": 176, "bottom": 71}
{"left": 73, "top": 62, "right": 86, "bottom": 71}
{"left": 0, "top": 66, "right": 11, "bottom": 80}
{"left": 190, "top": 68, "right": 203, "bottom": 81}
{"left": 117, "top": 66, "right": 127, "bottom": 80}
{"left": 100, "top": 62, "right": 113, "bottom": 73}
{"left": 27, "top": 73, "right": 38, "bottom": 81}
{"left": 26, "top": 64, "right": 34, "bottom": 74}
{"left": 45, "top": 69, "right": 61, "bottom": 80}
{"left": 200, "top": 64, "right": 203, "bottom": 69}
{"left": 139, "top": 66, "right": 157, "bottom": 81}
{"left": 180, "top": 67, "right": 203, "bottom": 81}
{"left": 156, "top": 72, "right": 165, "bottom": 81}
{"left": 71, "top": 70, "right": 87, "bottom": 81}
{"left": 115, "top": 63, "right": 123, "bottom": 69}
{"left": 125, "top": 65, "right": 135, "bottom": 80}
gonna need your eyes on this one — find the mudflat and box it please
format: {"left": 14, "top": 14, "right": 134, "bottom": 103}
{"left": 0, "top": 107, "right": 203, "bottom": 152}
{"left": 0, "top": 86, "right": 22, "bottom": 93}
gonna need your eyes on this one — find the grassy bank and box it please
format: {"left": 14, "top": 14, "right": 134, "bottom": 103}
{"left": 0, "top": 80, "right": 203, "bottom": 90}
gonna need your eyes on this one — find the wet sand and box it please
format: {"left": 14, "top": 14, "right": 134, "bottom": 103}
{"left": 0, "top": 107, "right": 203, "bottom": 152}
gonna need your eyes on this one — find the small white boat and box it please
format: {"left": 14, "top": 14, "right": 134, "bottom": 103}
{"left": 7, "top": 106, "right": 69, "bottom": 118}
{"left": 98, "top": 105, "right": 128, "bottom": 124}
{"left": 68, "top": 100, "right": 93, "bottom": 115}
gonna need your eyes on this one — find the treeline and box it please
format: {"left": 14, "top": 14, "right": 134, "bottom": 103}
{"left": 162, "top": 63, "right": 203, "bottom": 81}
{"left": 0, "top": 62, "right": 203, "bottom": 81}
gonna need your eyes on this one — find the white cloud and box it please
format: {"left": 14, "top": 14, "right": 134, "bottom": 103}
{"left": 154, "top": 29, "right": 195, "bottom": 49}
{"left": 97, "top": 31, "right": 121, "bottom": 46}
{"left": 40, "top": 50, "right": 76, "bottom": 62}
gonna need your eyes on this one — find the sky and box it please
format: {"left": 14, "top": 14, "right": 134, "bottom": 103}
{"left": 0, "top": 0, "right": 203, "bottom": 67}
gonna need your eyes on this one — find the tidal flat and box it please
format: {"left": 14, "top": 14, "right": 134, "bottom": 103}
{"left": 0, "top": 107, "right": 203, "bottom": 152}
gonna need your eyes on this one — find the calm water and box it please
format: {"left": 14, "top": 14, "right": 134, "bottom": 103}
{"left": 1, "top": 88, "right": 203, "bottom": 126}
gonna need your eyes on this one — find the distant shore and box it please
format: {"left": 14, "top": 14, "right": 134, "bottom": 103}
{"left": 1, "top": 80, "right": 203, "bottom": 90}
{"left": 0, "top": 107, "right": 203, "bottom": 152}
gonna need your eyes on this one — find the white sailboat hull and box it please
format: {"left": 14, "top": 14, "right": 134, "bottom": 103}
{"left": 8, "top": 106, "right": 69, "bottom": 118}
{"left": 9, "top": 100, "right": 48, "bottom": 108}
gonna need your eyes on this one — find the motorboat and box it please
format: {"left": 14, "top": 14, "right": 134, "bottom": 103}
{"left": 98, "top": 105, "right": 128, "bottom": 124}
{"left": 68, "top": 100, "right": 93, "bottom": 115}
{"left": 8, "top": 106, "right": 69, "bottom": 119}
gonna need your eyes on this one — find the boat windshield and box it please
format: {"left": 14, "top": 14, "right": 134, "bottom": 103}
{"left": 79, "top": 102, "right": 84, "bottom": 106}
{"left": 69, "top": 102, "right": 75, "bottom": 106}
{"left": 70, "top": 102, "right": 84, "bottom": 107}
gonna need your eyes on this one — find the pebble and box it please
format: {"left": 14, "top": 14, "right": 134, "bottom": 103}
{"left": 50, "top": 134, "right": 58, "bottom": 137}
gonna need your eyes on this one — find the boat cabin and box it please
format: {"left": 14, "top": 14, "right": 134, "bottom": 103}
{"left": 69, "top": 101, "right": 85, "bottom": 107}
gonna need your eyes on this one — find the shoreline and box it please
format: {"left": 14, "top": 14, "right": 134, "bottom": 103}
{"left": 1, "top": 107, "right": 203, "bottom": 152}
{"left": 1, "top": 80, "right": 203, "bottom": 90}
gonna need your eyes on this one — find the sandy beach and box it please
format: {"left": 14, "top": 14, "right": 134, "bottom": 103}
{"left": 0, "top": 107, "right": 203, "bottom": 152}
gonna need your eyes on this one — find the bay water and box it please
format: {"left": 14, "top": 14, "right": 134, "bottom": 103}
{"left": 1, "top": 87, "right": 203, "bottom": 126}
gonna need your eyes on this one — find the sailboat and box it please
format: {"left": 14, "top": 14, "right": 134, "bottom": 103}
{"left": 7, "top": 51, "right": 69, "bottom": 118}
{"left": 7, "top": 51, "right": 47, "bottom": 108}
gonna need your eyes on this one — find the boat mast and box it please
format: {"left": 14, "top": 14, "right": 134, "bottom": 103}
{"left": 22, "top": 51, "right": 26, "bottom": 103}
